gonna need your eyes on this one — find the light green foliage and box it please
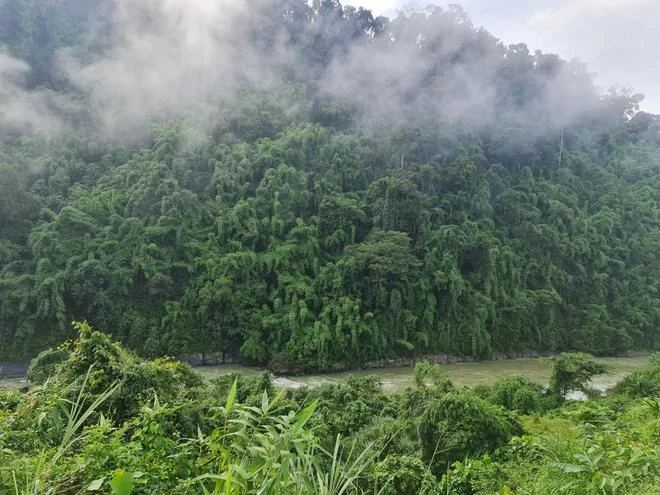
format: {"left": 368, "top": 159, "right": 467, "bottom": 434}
{"left": 1, "top": 328, "right": 659, "bottom": 494}
{"left": 199, "top": 386, "right": 381, "bottom": 494}
{"left": 552, "top": 443, "right": 658, "bottom": 494}
{"left": 482, "top": 375, "right": 548, "bottom": 414}
{"left": 211, "top": 372, "right": 275, "bottom": 407}
{"left": 110, "top": 469, "right": 135, "bottom": 495}
{"left": 2, "top": 368, "right": 119, "bottom": 494}
{"left": 1, "top": 332, "right": 388, "bottom": 494}
{"left": 439, "top": 455, "right": 507, "bottom": 495}
{"left": 372, "top": 455, "right": 439, "bottom": 495}
{"left": 530, "top": 400, "right": 659, "bottom": 494}
{"left": 440, "top": 363, "right": 660, "bottom": 494}
{"left": 613, "top": 352, "right": 660, "bottom": 397}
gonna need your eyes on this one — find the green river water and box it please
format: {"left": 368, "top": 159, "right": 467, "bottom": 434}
{"left": 0, "top": 355, "right": 649, "bottom": 394}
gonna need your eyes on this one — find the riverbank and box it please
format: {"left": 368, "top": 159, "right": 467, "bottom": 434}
{"left": 2, "top": 354, "right": 651, "bottom": 393}
{"left": 193, "top": 355, "right": 651, "bottom": 394}
{"left": 181, "top": 349, "right": 651, "bottom": 375}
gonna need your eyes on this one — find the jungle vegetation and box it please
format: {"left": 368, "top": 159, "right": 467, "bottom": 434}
{"left": 0, "top": 0, "right": 658, "bottom": 370}
{"left": 1, "top": 324, "right": 658, "bottom": 494}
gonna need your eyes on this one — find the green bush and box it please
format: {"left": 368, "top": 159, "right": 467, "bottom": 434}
{"left": 413, "top": 362, "right": 454, "bottom": 392}
{"left": 29, "top": 322, "right": 205, "bottom": 422}
{"left": 550, "top": 353, "right": 608, "bottom": 400}
{"left": 27, "top": 347, "right": 71, "bottom": 385}
{"left": 372, "top": 455, "right": 439, "bottom": 495}
{"left": 484, "top": 375, "right": 546, "bottom": 414}
{"left": 418, "top": 391, "right": 523, "bottom": 474}
{"left": 612, "top": 353, "right": 660, "bottom": 398}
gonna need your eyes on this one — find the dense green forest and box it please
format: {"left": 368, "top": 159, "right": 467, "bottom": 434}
{"left": 1, "top": 324, "right": 658, "bottom": 493}
{"left": 0, "top": 0, "right": 659, "bottom": 369}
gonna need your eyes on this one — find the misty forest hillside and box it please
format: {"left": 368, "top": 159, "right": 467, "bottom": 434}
{"left": 0, "top": 0, "right": 658, "bottom": 369}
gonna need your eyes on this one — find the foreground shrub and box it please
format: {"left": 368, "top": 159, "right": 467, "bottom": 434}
{"left": 31, "top": 322, "right": 205, "bottom": 422}
{"left": 549, "top": 353, "right": 608, "bottom": 400}
{"left": 418, "top": 391, "right": 523, "bottom": 474}
{"left": 27, "top": 347, "right": 71, "bottom": 385}
{"left": 372, "top": 454, "right": 439, "bottom": 495}
{"left": 483, "top": 375, "right": 547, "bottom": 414}
{"left": 612, "top": 353, "right": 660, "bottom": 398}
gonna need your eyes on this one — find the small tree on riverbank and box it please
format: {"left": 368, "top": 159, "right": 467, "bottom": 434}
{"left": 549, "top": 352, "right": 607, "bottom": 401}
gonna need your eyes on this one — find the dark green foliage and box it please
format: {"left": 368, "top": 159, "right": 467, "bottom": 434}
{"left": 4, "top": 110, "right": 657, "bottom": 369}
{"left": 418, "top": 391, "right": 523, "bottom": 474}
{"left": 27, "top": 346, "right": 70, "bottom": 384}
{"left": 0, "top": 1, "right": 658, "bottom": 372}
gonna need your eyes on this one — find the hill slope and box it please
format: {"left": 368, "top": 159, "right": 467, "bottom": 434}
{"left": 0, "top": 1, "right": 658, "bottom": 369}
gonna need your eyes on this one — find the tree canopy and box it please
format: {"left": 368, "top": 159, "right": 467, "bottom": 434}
{"left": 0, "top": 1, "right": 658, "bottom": 369}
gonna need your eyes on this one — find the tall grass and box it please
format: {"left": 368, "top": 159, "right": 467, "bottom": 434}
{"left": 195, "top": 380, "right": 388, "bottom": 495}
{"left": 10, "top": 367, "right": 119, "bottom": 495}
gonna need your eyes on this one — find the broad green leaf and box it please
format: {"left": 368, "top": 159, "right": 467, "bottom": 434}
{"left": 110, "top": 469, "right": 134, "bottom": 495}
{"left": 554, "top": 462, "right": 587, "bottom": 474}
{"left": 225, "top": 379, "right": 238, "bottom": 413}
{"left": 86, "top": 478, "right": 105, "bottom": 491}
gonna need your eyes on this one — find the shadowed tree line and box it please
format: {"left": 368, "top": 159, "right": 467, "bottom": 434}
{"left": 0, "top": 1, "right": 658, "bottom": 369}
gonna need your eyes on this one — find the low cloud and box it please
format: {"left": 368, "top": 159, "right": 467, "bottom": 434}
{"left": 0, "top": 51, "right": 72, "bottom": 136}
{"left": 452, "top": 0, "right": 660, "bottom": 113}
{"left": 321, "top": 5, "right": 599, "bottom": 133}
{"left": 59, "top": 0, "right": 286, "bottom": 139}
{"left": 0, "top": 1, "right": 642, "bottom": 142}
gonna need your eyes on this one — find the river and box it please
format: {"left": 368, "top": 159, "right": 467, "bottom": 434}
{"left": 0, "top": 355, "right": 649, "bottom": 394}
{"left": 197, "top": 355, "right": 649, "bottom": 394}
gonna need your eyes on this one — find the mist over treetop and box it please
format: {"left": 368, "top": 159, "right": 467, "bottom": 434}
{"left": 0, "top": 6, "right": 658, "bottom": 493}
{"left": 0, "top": 0, "right": 658, "bottom": 368}
{"left": 0, "top": 0, "right": 649, "bottom": 140}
